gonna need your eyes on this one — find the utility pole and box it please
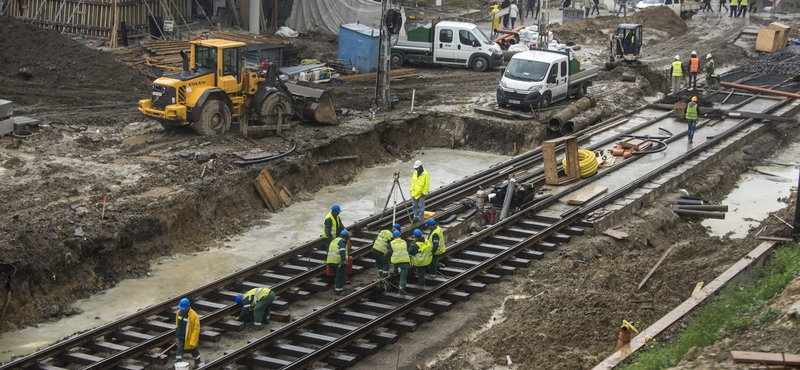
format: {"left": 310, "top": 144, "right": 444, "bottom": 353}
{"left": 375, "top": 0, "right": 391, "bottom": 111}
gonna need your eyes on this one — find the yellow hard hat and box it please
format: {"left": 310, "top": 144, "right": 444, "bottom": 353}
{"left": 691, "top": 96, "right": 698, "bottom": 102}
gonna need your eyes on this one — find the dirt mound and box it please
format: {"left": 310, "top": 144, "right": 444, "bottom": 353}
{"left": 0, "top": 17, "right": 150, "bottom": 92}
{"left": 553, "top": 7, "right": 688, "bottom": 46}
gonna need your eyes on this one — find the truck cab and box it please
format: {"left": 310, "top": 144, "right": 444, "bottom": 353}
{"left": 496, "top": 49, "right": 598, "bottom": 109}
{"left": 391, "top": 21, "right": 504, "bottom": 72}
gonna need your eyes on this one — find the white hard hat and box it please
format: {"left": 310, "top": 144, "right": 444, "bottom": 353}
{"left": 691, "top": 50, "right": 697, "bottom": 55}
{"left": 413, "top": 160, "right": 423, "bottom": 169}
{"left": 675, "top": 55, "right": 680, "bottom": 60}
{"left": 706, "top": 53, "right": 712, "bottom": 59}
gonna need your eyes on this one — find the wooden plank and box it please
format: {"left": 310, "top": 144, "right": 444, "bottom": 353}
{"left": 253, "top": 168, "right": 282, "bottom": 212}
{"left": 637, "top": 244, "right": 676, "bottom": 291}
{"left": 731, "top": 351, "right": 800, "bottom": 366}
{"left": 567, "top": 186, "right": 608, "bottom": 205}
{"left": 278, "top": 186, "right": 291, "bottom": 207}
{"left": 603, "top": 228, "right": 628, "bottom": 240}
{"left": 592, "top": 242, "right": 777, "bottom": 370}
{"left": 691, "top": 282, "right": 704, "bottom": 295}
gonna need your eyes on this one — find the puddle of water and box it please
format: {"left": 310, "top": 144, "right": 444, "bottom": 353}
{"left": 122, "top": 135, "right": 150, "bottom": 146}
{"left": 703, "top": 142, "right": 800, "bottom": 238}
{"left": 0, "top": 148, "right": 510, "bottom": 363}
{"left": 0, "top": 147, "right": 34, "bottom": 160}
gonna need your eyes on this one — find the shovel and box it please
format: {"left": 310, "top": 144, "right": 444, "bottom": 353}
{"left": 152, "top": 342, "right": 176, "bottom": 358}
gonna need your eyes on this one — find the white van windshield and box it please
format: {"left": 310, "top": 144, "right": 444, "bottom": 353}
{"left": 504, "top": 59, "right": 550, "bottom": 82}
{"left": 641, "top": 0, "right": 664, "bottom": 4}
{"left": 471, "top": 27, "right": 492, "bottom": 45}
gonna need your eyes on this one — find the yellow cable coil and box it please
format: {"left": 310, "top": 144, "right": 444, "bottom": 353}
{"left": 562, "top": 149, "right": 599, "bottom": 178}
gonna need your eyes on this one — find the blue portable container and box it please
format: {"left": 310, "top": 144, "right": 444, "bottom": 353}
{"left": 337, "top": 23, "right": 380, "bottom": 74}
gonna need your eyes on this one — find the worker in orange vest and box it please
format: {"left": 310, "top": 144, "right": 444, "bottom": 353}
{"left": 688, "top": 51, "right": 700, "bottom": 91}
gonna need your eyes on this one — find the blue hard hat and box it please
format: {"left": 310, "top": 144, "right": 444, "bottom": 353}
{"left": 393, "top": 223, "right": 401, "bottom": 231}
{"left": 341, "top": 229, "right": 349, "bottom": 237}
{"left": 413, "top": 229, "right": 422, "bottom": 237}
{"left": 178, "top": 298, "right": 190, "bottom": 310}
{"left": 426, "top": 218, "right": 436, "bottom": 226}
{"left": 393, "top": 230, "right": 401, "bottom": 238}
{"left": 235, "top": 294, "right": 243, "bottom": 305}
{"left": 332, "top": 205, "right": 341, "bottom": 213}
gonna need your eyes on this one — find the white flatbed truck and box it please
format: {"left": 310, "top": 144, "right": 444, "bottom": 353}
{"left": 391, "top": 21, "right": 504, "bottom": 72}
{"left": 496, "top": 48, "right": 599, "bottom": 109}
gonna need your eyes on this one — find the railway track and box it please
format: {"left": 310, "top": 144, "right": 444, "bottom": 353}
{"left": 4, "top": 74, "right": 798, "bottom": 370}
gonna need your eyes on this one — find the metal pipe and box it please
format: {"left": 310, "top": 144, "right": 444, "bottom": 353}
{"left": 547, "top": 94, "right": 596, "bottom": 131}
{"left": 720, "top": 82, "right": 800, "bottom": 99}
{"left": 499, "top": 177, "right": 516, "bottom": 221}
{"left": 560, "top": 106, "right": 604, "bottom": 135}
{"left": 673, "top": 209, "right": 726, "bottom": 219}
{"left": 673, "top": 205, "right": 729, "bottom": 212}
{"left": 675, "top": 198, "right": 705, "bottom": 205}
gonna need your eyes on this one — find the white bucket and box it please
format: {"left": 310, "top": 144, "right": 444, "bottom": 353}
{"left": 174, "top": 362, "right": 189, "bottom": 370}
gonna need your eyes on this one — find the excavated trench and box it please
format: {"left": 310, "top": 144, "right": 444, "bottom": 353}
{"left": 0, "top": 110, "right": 540, "bottom": 334}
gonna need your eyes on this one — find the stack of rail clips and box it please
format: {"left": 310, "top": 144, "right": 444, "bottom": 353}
{"left": 489, "top": 180, "right": 537, "bottom": 208}
{"left": 672, "top": 196, "right": 728, "bottom": 219}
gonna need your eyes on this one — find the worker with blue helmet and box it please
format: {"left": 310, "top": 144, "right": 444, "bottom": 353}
{"left": 322, "top": 205, "right": 345, "bottom": 242}
{"left": 373, "top": 224, "right": 402, "bottom": 279}
{"left": 174, "top": 298, "right": 201, "bottom": 366}
{"left": 425, "top": 218, "right": 446, "bottom": 276}
{"left": 327, "top": 229, "right": 350, "bottom": 295}
{"left": 234, "top": 287, "right": 275, "bottom": 331}
{"left": 389, "top": 229, "right": 411, "bottom": 294}
{"left": 409, "top": 229, "right": 432, "bottom": 287}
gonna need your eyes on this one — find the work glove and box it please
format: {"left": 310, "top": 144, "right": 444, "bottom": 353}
{"left": 235, "top": 316, "right": 241, "bottom": 321}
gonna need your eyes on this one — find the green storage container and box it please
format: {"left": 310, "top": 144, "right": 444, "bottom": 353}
{"left": 569, "top": 58, "right": 581, "bottom": 75}
{"left": 407, "top": 24, "right": 432, "bottom": 42}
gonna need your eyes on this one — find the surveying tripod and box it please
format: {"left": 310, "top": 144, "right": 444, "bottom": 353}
{"left": 380, "top": 171, "right": 413, "bottom": 225}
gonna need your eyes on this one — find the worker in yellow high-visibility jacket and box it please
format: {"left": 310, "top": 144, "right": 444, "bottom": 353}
{"left": 670, "top": 55, "right": 683, "bottom": 95}
{"left": 410, "top": 160, "right": 430, "bottom": 222}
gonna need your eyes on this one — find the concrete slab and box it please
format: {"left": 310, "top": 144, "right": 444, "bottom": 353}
{"left": 0, "top": 99, "right": 11, "bottom": 119}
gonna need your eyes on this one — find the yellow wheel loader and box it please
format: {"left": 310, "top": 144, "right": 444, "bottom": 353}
{"left": 138, "top": 39, "right": 338, "bottom": 136}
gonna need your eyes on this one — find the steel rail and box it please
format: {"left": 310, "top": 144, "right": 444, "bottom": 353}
{"left": 5, "top": 77, "right": 788, "bottom": 370}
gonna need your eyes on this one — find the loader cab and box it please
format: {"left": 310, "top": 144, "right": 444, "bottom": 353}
{"left": 615, "top": 24, "right": 642, "bottom": 58}
{"left": 190, "top": 39, "right": 244, "bottom": 94}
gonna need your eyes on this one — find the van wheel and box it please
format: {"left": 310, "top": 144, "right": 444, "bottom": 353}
{"left": 192, "top": 100, "right": 231, "bottom": 136}
{"left": 390, "top": 52, "right": 404, "bottom": 67}
{"left": 540, "top": 95, "right": 551, "bottom": 109}
{"left": 472, "top": 56, "right": 489, "bottom": 72}
{"left": 577, "top": 83, "right": 587, "bottom": 98}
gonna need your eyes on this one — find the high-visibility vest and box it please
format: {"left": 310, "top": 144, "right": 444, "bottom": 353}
{"left": 690, "top": 57, "right": 699, "bottom": 73}
{"left": 740, "top": 0, "right": 747, "bottom": 6}
{"left": 327, "top": 237, "right": 347, "bottom": 264}
{"left": 671, "top": 60, "right": 683, "bottom": 77}
{"left": 243, "top": 287, "right": 272, "bottom": 303}
{"left": 390, "top": 238, "right": 410, "bottom": 264}
{"left": 429, "top": 226, "right": 446, "bottom": 255}
{"left": 410, "top": 170, "right": 430, "bottom": 199}
{"left": 373, "top": 230, "right": 393, "bottom": 253}
{"left": 705, "top": 59, "right": 715, "bottom": 71}
{"left": 411, "top": 241, "right": 433, "bottom": 267}
{"left": 322, "top": 212, "right": 341, "bottom": 240}
{"left": 685, "top": 103, "right": 698, "bottom": 120}
{"left": 730, "top": 0, "right": 738, "bottom": 6}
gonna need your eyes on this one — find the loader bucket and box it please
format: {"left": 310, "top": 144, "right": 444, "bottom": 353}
{"left": 284, "top": 83, "right": 339, "bottom": 125}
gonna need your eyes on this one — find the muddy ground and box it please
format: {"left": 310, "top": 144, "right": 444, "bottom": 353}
{"left": 1, "top": 5, "right": 800, "bottom": 370}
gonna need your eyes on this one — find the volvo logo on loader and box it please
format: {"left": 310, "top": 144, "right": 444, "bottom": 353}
{"left": 188, "top": 81, "right": 206, "bottom": 86}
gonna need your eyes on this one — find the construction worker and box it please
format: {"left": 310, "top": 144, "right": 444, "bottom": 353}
{"left": 738, "top": 0, "right": 748, "bottom": 16}
{"left": 622, "top": 30, "right": 635, "bottom": 55}
{"left": 409, "top": 229, "right": 432, "bottom": 288}
{"left": 410, "top": 160, "right": 430, "bottom": 222}
{"left": 327, "top": 230, "right": 350, "bottom": 295}
{"left": 670, "top": 55, "right": 683, "bottom": 95}
{"left": 174, "top": 298, "right": 201, "bottom": 367}
{"left": 491, "top": 5, "right": 501, "bottom": 38}
{"left": 373, "top": 223, "right": 400, "bottom": 278}
{"left": 425, "top": 218, "right": 446, "bottom": 277}
{"left": 729, "top": 0, "right": 738, "bottom": 17}
{"left": 718, "top": 0, "right": 728, "bottom": 13}
{"left": 685, "top": 96, "right": 699, "bottom": 144}
{"left": 235, "top": 287, "right": 276, "bottom": 331}
{"left": 688, "top": 51, "right": 700, "bottom": 91}
{"left": 704, "top": 53, "right": 716, "bottom": 86}
{"left": 389, "top": 230, "right": 411, "bottom": 294}
{"left": 322, "top": 205, "right": 344, "bottom": 243}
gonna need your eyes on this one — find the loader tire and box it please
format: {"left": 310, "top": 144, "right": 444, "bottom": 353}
{"left": 192, "top": 100, "right": 231, "bottom": 136}
{"left": 258, "top": 93, "right": 294, "bottom": 128}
